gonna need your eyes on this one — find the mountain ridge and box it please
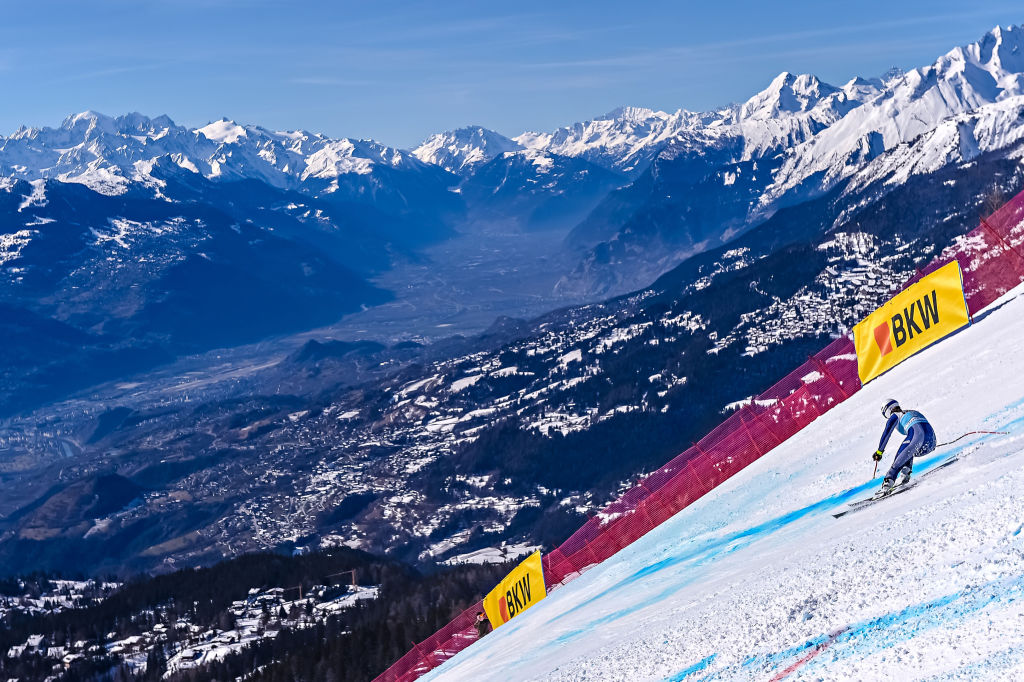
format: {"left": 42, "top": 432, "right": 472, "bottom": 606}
{"left": 3, "top": 25, "right": 1021, "bottom": 243}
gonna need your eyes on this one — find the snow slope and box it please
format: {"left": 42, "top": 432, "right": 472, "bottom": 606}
{"left": 425, "top": 283, "right": 1024, "bottom": 681}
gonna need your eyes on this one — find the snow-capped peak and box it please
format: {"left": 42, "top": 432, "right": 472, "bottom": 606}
{"left": 514, "top": 107, "right": 704, "bottom": 175}
{"left": 740, "top": 72, "right": 840, "bottom": 119}
{"left": 55, "top": 111, "right": 177, "bottom": 142}
{"left": 841, "top": 76, "right": 882, "bottom": 102}
{"left": 954, "top": 24, "right": 1024, "bottom": 77}
{"left": 195, "top": 118, "right": 248, "bottom": 144}
{"left": 760, "top": 23, "right": 1024, "bottom": 209}
{"left": 879, "top": 66, "right": 906, "bottom": 87}
{"left": 928, "top": 24, "right": 1024, "bottom": 101}
{"left": 61, "top": 110, "right": 109, "bottom": 127}
{"left": 60, "top": 110, "right": 118, "bottom": 137}
{"left": 412, "top": 126, "right": 522, "bottom": 175}
{"left": 596, "top": 106, "right": 670, "bottom": 123}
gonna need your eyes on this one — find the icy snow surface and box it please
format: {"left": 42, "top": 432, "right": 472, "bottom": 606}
{"left": 426, "top": 284, "right": 1024, "bottom": 681}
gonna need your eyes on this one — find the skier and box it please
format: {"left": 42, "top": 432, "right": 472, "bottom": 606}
{"left": 872, "top": 399, "right": 936, "bottom": 495}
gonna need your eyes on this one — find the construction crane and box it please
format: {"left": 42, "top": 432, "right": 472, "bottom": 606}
{"left": 282, "top": 569, "right": 358, "bottom": 601}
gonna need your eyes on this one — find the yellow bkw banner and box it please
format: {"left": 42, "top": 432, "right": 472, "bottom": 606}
{"left": 853, "top": 261, "right": 970, "bottom": 384}
{"left": 482, "top": 551, "right": 547, "bottom": 629}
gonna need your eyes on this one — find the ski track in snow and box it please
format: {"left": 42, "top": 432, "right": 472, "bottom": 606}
{"left": 424, "top": 285, "right": 1024, "bottom": 682}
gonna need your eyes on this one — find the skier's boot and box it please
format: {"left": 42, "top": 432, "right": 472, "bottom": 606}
{"left": 874, "top": 478, "right": 895, "bottom": 498}
{"left": 898, "top": 466, "right": 912, "bottom": 487}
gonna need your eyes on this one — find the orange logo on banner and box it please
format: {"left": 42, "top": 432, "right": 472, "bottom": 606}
{"left": 853, "top": 261, "right": 970, "bottom": 384}
{"left": 873, "top": 322, "right": 893, "bottom": 356}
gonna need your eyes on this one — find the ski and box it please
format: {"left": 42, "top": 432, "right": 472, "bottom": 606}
{"left": 832, "top": 483, "right": 914, "bottom": 518}
{"left": 832, "top": 457, "right": 958, "bottom": 518}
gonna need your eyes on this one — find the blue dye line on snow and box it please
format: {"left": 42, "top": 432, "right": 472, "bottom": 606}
{"left": 432, "top": 409, "right": 1024, "bottom": 680}
{"left": 724, "top": 570, "right": 1024, "bottom": 680}
{"left": 663, "top": 629, "right": 837, "bottom": 681}
{"left": 996, "top": 410, "right": 1024, "bottom": 435}
{"left": 666, "top": 653, "right": 717, "bottom": 681}
{"left": 593, "top": 434, "right": 987, "bottom": 598}
{"left": 667, "top": 569, "right": 1024, "bottom": 680}
{"left": 545, "top": 428, "right": 1011, "bottom": 643}
{"left": 523, "top": 422, "right": 1020, "bottom": 667}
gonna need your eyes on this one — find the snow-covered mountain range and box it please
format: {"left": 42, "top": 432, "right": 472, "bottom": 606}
{"left": 1, "top": 112, "right": 444, "bottom": 199}
{"left": 4, "top": 24, "right": 1024, "bottom": 416}
{"left": 550, "top": 25, "right": 1024, "bottom": 293}
{"left": 5, "top": 25, "right": 1023, "bottom": 214}
{"left": 763, "top": 25, "right": 1024, "bottom": 205}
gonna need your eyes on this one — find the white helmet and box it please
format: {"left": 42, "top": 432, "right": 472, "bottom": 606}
{"left": 882, "top": 399, "right": 901, "bottom": 418}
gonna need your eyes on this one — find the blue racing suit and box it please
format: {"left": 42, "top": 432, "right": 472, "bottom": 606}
{"left": 878, "top": 410, "right": 937, "bottom": 481}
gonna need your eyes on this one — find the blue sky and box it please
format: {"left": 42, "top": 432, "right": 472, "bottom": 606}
{"left": 3, "top": 1, "right": 1021, "bottom": 147}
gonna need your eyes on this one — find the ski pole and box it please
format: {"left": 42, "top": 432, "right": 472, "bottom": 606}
{"left": 938, "top": 430, "right": 1009, "bottom": 447}
{"left": 872, "top": 460, "right": 878, "bottom": 479}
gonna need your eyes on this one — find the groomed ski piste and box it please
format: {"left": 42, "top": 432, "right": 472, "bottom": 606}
{"left": 424, "top": 283, "right": 1024, "bottom": 681}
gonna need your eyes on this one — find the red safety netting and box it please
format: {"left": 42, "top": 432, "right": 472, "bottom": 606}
{"left": 541, "top": 332, "right": 860, "bottom": 588}
{"left": 373, "top": 189, "right": 1024, "bottom": 682}
{"left": 376, "top": 603, "right": 483, "bottom": 682}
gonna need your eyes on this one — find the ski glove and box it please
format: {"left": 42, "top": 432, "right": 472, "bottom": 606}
{"left": 872, "top": 449, "right": 884, "bottom": 462}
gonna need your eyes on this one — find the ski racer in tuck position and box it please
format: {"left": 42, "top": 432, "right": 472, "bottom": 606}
{"left": 872, "top": 399, "right": 937, "bottom": 495}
